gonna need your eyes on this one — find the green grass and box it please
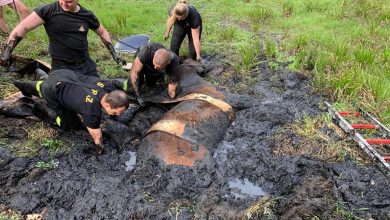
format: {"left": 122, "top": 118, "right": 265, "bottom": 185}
{"left": 0, "top": 0, "right": 389, "bottom": 125}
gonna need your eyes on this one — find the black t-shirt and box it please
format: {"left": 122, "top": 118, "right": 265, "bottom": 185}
{"left": 55, "top": 80, "right": 115, "bottom": 129}
{"left": 137, "top": 43, "right": 180, "bottom": 83}
{"left": 34, "top": 2, "right": 100, "bottom": 62}
{"left": 176, "top": 6, "right": 202, "bottom": 30}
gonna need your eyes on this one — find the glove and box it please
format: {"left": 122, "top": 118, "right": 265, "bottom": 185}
{"left": 95, "top": 143, "right": 106, "bottom": 155}
{"left": 114, "top": 55, "right": 127, "bottom": 66}
{"left": 0, "top": 44, "right": 13, "bottom": 67}
{"left": 137, "top": 96, "right": 146, "bottom": 107}
{"left": 0, "top": 35, "right": 23, "bottom": 68}
{"left": 106, "top": 41, "right": 126, "bottom": 65}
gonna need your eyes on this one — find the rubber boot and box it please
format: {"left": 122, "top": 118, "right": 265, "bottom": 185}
{"left": 35, "top": 68, "right": 49, "bottom": 80}
{"left": 13, "top": 80, "right": 40, "bottom": 97}
{"left": 33, "top": 101, "right": 58, "bottom": 121}
{"left": 112, "top": 78, "right": 132, "bottom": 93}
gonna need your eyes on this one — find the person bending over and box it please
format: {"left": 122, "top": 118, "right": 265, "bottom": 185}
{"left": 114, "top": 42, "right": 180, "bottom": 106}
{"left": 14, "top": 69, "right": 129, "bottom": 154}
{"left": 164, "top": 0, "right": 202, "bottom": 62}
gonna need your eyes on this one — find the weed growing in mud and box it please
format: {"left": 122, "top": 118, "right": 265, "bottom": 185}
{"left": 12, "top": 122, "right": 67, "bottom": 157}
{"left": 245, "top": 196, "right": 276, "bottom": 220}
{"left": 219, "top": 27, "right": 237, "bottom": 41}
{"left": 34, "top": 160, "right": 59, "bottom": 170}
{"left": 282, "top": 0, "right": 295, "bottom": 17}
{"left": 273, "top": 114, "right": 368, "bottom": 163}
{"left": 238, "top": 37, "right": 261, "bottom": 73}
{"left": 0, "top": 206, "right": 22, "bottom": 220}
{"left": 335, "top": 202, "right": 367, "bottom": 220}
{"left": 0, "top": 76, "right": 18, "bottom": 99}
{"left": 168, "top": 201, "right": 194, "bottom": 220}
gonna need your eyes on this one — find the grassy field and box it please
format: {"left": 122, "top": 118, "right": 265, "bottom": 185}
{"left": 1, "top": 0, "right": 389, "bottom": 124}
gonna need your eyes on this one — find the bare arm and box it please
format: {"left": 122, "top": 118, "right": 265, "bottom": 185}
{"left": 191, "top": 27, "right": 201, "bottom": 61}
{"left": 86, "top": 126, "right": 102, "bottom": 145}
{"left": 8, "top": 11, "right": 44, "bottom": 42}
{"left": 94, "top": 24, "right": 125, "bottom": 65}
{"left": 94, "top": 24, "right": 112, "bottom": 44}
{"left": 164, "top": 16, "right": 175, "bottom": 40}
{"left": 129, "top": 57, "right": 144, "bottom": 97}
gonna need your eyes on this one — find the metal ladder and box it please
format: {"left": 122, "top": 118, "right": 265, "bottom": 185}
{"left": 325, "top": 102, "right": 390, "bottom": 174}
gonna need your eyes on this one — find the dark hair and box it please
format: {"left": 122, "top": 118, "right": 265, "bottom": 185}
{"left": 105, "top": 90, "right": 130, "bottom": 109}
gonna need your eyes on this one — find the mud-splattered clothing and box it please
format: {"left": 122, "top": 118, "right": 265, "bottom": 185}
{"left": 34, "top": 1, "right": 100, "bottom": 76}
{"left": 136, "top": 42, "right": 180, "bottom": 84}
{"left": 41, "top": 69, "right": 115, "bottom": 129}
{"left": 169, "top": 5, "right": 202, "bottom": 59}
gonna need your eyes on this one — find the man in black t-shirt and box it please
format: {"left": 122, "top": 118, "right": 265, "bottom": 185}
{"left": 117, "top": 42, "right": 180, "bottom": 106}
{"left": 1, "top": 0, "right": 125, "bottom": 77}
{"left": 14, "top": 69, "right": 130, "bottom": 154}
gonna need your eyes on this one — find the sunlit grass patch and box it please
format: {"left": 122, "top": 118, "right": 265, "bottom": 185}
{"left": 282, "top": 0, "right": 295, "bottom": 17}
{"left": 0, "top": 204, "right": 22, "bottom": 220}
{"left": 11, "top": 122, "right": 67, "bottom": 157}
{"left": 245, "top": 196, "right": 276, "bottom": 219}
{"left": 0, "top": 77, "right": 18, "bottom": 99}
{"left": 273, "top": 114, "right": 368, "bottom": 163}
{"left": 219, "top": 27, "right": 237, "bottom": 41}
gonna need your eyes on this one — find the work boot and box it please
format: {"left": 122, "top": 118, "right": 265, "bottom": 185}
{"left": 112, "top": 78, "right": 132, "bottom": 93}
{"left": 13, "top": 80, "right": 39, "bottom": 97}
{"left": 35, "top": 68, "right": 49, "bottom": 80}
{"left": 33, "top": 101, "right": 57, "bottom": 121}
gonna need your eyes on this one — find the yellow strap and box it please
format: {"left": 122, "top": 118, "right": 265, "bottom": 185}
{"left": 36, "top": 80, "right": 43, "bottom": 98}
{"left": 55, "top": 116, "right": 61, "bottom": 126}
{"left": 123, "top": 79, "right": 128, "bottom": 92}
{"left": 173, "top": 93, "right": 234, "bottom": 122}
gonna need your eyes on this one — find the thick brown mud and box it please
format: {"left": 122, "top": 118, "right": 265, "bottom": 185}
{"left": 0, "top": 58, "right": 389, "bottom": 219}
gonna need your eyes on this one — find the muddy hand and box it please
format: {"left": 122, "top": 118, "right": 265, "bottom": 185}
{"left": 168, "top": 83, "right": 177, "bottom": 99}
{"left": 164, "top": 32, "right": 170, "bottom": 41}
{"left": 196, "top": 55, "right": 202, "bottom": 63}
{"left": 95, "top": 143, "right": 106, "bottom": 155}
{"left": 0, "top": 44, "right": 13, "bottom": 67}
{"left": 137, "top": 96, "right": 146, "bottom": 107}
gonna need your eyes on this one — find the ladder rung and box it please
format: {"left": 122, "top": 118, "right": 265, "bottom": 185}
{"left": 384, "top": 156, "right": 390, "bottom": 162}
{"left": 352, "top": 124, "right": 377, "bottom": 129}
{"left": 339, "top": 111, "right": 361, "bottom": 116}
{"left": 366, "top": 139, "right": 390, "bottom": 145}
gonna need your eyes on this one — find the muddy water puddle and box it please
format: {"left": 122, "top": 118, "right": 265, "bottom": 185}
{"left": 125, "top": 151, "right": 137, "bottom": 172}
{"left": 228, "top": 178, "right": 266, "bottom": 199}
{"left": 0, "top": 60, "right": 390, "bottom": 219}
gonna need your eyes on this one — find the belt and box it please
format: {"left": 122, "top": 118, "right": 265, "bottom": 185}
{"left": 52, "top": 58, "right": 87, "bottom": 66}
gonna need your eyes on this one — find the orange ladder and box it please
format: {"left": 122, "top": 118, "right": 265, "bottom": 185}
{"left": 326, "top": 102, "right": 390, "bottom": 173}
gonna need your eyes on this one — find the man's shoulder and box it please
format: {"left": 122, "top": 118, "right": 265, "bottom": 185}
{"left": 142, "top": 42, "right": 165, "bottom": 52}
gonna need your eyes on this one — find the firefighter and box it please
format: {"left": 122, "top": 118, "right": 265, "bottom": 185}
{"left": 164, "top": 0, "right": 202, "bottom": 62}
{"left": 0, "top": 0, "right": 125, "bottom": 75}
{"left": 13, "top": 68, "right": 129, "bottom": 154}
{"left": 113, "top": 42, "right": 180, "bottom": 106}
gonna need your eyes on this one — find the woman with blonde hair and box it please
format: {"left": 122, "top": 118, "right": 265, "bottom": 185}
{"left": 164, "top": 0, "right": 202, "bottom": 62}
{"left": 0, "top": 0, "right": 29, "bottom": 33}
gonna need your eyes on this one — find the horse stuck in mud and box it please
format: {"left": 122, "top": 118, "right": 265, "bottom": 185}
{"left": 0, "top": 57, "right": 389, "bottom": 219}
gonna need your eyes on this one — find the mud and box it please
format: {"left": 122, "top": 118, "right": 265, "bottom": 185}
{"left": 0, "top": 58, "right": 389, "bottom": 219}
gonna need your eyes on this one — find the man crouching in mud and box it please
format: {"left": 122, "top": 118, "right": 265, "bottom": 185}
{"left": 13, "top": 69, "right": 130, "bottom": 154}
{"left": 113, "top": 42, "right": 180, "bottom": 106}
